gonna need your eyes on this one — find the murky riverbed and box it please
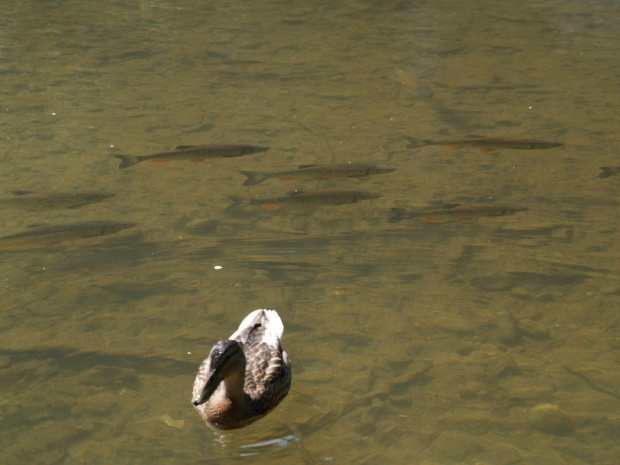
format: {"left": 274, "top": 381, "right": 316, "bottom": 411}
{"left": 1, "top": 1, "right": 619, "bottom": 463}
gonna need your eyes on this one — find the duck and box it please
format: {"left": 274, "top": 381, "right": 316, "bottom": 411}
{"left": 192, "top": 309, "right": 291, "bottom": 430}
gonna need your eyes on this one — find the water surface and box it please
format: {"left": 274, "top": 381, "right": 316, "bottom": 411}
{"left": 1, "top": 1, "right": 619, "bottom": 464}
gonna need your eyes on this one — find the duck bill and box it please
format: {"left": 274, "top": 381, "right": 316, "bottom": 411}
{"left": 192, "top": 374, "right": 220, "bottom": 406}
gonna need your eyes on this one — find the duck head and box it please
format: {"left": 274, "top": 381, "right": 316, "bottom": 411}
{"left": 192, "top": 339, "right": 246, "bottom": 406}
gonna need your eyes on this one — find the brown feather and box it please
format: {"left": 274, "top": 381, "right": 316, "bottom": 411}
{"left": 192, "top": 309, "right": 291, "bottom": 430}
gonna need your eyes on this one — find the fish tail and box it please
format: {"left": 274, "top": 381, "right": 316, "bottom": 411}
{"left": 239, "top": 171, "right": 269, "bottom": 186}
{"left": 226, "top": 196, "right": 246, "bottom": 210}
{"left": 598, "top": 166, "right": 616, "bottom": 179}
{"left": 116, "top": 155, "right": 141, "bottom": 169}
{"left": 388, "top": 208, "right": 409, "bottom": 223}
{"left": 403, "top": 137, "right": 428, "bottom": 149}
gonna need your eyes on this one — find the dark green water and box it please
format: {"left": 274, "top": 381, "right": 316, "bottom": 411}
{"left": 1, "top": 0, "right": 619, "bottom": 464}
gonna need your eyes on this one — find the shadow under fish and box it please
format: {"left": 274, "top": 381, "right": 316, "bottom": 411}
{"left": 116, "top": 144, "right": 269, "bottom": 169}
{"left": 239, "top": 162, "right": 395, "bottom": 186}
{"left": 0, "top": 191, "right": 115, "bottom": 210}
{"left": 0, "top": 220, "right": 135, "bottom": 249}
{"left": 404, "top": 135, "right": 563, "bottom": 151}
{"left": 229, "top": 189, "right": 381, "bottom": 210}
{"left": 0, "top": 346, "right": 196, "bottom": 378}
{"left": 389, "top": 204, "right": 528, "bottom": 222}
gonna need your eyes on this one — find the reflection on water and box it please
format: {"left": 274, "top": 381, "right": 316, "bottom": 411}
{"left": 1, "top": 0, "right": 619, "bottom": 464}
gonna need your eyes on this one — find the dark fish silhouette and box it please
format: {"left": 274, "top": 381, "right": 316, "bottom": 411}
{"left": 0, "top": 191, "right": 115, "bottom": 210}
{"left": 0, "top": 221, "right": 135, "bottom": 248}
{"left": 389, "top": 204, "right": 528, "bottom": 222}
{"left": 230, "top": 189, "right": 381, "bottom": 210}
{"left": 116, "top": 144, "right": 269, "bottom": 169}
{"left": 598, "top": 166, "right": 620, "bottom": 179}
{"left": 404, "top": 135, "right": 563, "bottom": 151}
{"left": 239, "top": 162, "right": 395, "bottom": 186}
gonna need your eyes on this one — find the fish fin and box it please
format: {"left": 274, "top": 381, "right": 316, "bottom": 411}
{"left": 174, "top": 145, "right": 196, "bottom": 150}
{"left": 225, "top": 196, "right": 245, "bottom": 211}
{"left": 388, "top": 207, "right": 409, "bottom": 222}
{"left": 239, "top": 171, "right": 269, "bottom": 186}
{"left": 151, "top": 160, "right": 168, "bottom": 165}
{"left": 404, "top": 137, "right": 428, "bottom": 149}
{"left": 10, "top": 190, "right": 33, "bottom": 196}
{"left": 261, "top": 204, "right": 282, "bottom": 210}
{"left": 598, "top": 167, "right": 617, "bottom": 179}
{"left": 297, "top": 164, "right": 318, "bottom": 169}
{"left": 116, "top": 155, "right": 141, "bottom": 169}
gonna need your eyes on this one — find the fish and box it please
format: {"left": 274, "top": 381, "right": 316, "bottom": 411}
{"left": 0, "top": 191, "right": 115, "bottom": 211}
{"left": 0, "top": 221, "right": 135, "bottom": 248}
{"left": 389, "top": 204, "right": 528, "bottom": 222}
{"left": 238, "top": 162, "right": 396, "bottom": 186}
{"left": 598, "top": 166, "right": 620, "bottom": 179}
{"left": 229, "top": 189, "right": 381, "bottom": 210}
{"left": 116, "top": 144, "right": 270, "bottom": 169}
{"left": 404, "top": 135, "right": 563, "bottom": 151}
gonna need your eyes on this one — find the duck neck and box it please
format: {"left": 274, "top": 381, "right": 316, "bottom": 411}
{"left": 222, "top": 368, "right": 246, "bottom": 404}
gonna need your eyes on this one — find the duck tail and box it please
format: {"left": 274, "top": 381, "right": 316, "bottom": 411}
{"left": 261, "top": 309, "right": 284, "bottom": 340}
{"left": 232, "top": 309, "right": 284, "bottom": 344}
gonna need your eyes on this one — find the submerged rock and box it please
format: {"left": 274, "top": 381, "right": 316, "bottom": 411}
{"left": 528, "top": 403, "right": 573, "bottom": 435}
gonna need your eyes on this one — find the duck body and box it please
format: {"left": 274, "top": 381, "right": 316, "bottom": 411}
{"left": 192, "top": 309, "right": 291, "bottom": 430}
